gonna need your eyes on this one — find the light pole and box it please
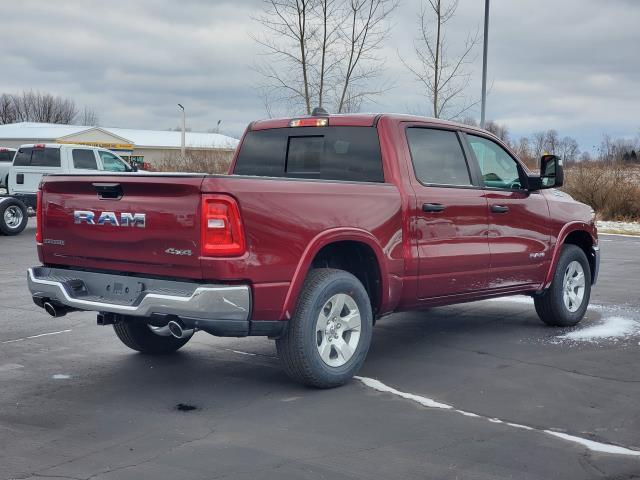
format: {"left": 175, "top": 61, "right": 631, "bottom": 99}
{"left": 480, "top": 0, "right": 490, "bottom": 128}
{"left": 178, "top": 103, "right": 185, "bottom": 158}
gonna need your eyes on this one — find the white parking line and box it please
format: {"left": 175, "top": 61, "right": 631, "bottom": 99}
{"left": 355, "top": 376, "right": 640, "bottom": 457}
{"left": 1, "top": 329, "right": 72, "bottom": 344}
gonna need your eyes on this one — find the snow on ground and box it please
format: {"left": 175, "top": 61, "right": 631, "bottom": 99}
{"left": 557, "top": 316, "right": 640, "bottom": 342}
{"left": 597, "top": 220, "right": 640, "bottom": 236}
{"left": 355, "top": 376, "right": 640, "bottom": 457}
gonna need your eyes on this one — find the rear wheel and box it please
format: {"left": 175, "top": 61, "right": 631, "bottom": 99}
{"left": 113, "top": 318, "right": 192, "bottom": 354}
{"left": 0, "top": 199, "right": 28, "bottom": 235}
{"left": 276, "top": 268, "right": 373, "bottom": 388}
{"left": 534, "top": 244, "right": 591, "bottom": 327}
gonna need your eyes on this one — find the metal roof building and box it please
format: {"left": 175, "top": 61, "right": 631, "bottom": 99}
{"left": 0, "top": 122, "right": 239, "bottom": 166}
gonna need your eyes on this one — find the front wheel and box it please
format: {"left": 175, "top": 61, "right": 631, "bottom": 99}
{"left": 276, "top": 268, "right": 373, "bottom": 388}
{"left": 534, "top": 244, "right": 591, "bottom": 327}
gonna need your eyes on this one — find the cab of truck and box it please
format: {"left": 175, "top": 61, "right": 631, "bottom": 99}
{"left": 0, "top": 143, "right": 134, "bottom": 236}
{"left": 8, "top": 143, "right": 133, "bottom": 199}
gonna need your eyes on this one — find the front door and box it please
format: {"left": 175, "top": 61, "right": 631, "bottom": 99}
{"left": 404, "top": 126, "right": 491, "bottom": 299}
{"left": 464, "top": 134, "right": 552, "bottom": 289}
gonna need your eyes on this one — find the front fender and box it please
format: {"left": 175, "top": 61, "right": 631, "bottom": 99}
{"left": 280, "top": 228, "right": 392, "bottom": 320}
{"left": 543, "top": 221, "right": 598, "bottom": 289}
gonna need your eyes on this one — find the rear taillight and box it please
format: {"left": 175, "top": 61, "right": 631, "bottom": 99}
{"left": 201, "top": 195, "right": 245, "bottom": 256}
{"left": 35, "top": 189, "right": 43, "bottom": 243}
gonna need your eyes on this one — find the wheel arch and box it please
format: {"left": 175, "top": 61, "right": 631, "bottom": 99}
{"left": 281, "top": 229, "right": 390, "bottom": 321}
{"left": 544, "top": 223, "right": 597, "bottom": 289}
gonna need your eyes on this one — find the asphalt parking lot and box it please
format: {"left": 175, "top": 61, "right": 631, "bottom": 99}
{"left": 1, "top": 221, "right": 639, "bottom": 480}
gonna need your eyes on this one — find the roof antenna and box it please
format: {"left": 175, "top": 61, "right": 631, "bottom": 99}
{"left": 311, "top": 107, "right": 329, "bottom": 117}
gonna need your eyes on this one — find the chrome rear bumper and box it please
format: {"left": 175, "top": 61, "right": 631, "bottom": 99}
{"left": 27, "top": 266, "right": 250, "bottom": 323}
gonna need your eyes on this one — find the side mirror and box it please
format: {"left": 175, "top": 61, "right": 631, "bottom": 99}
{"left": 539, "top": 154, "right": 563, "bottom": 188}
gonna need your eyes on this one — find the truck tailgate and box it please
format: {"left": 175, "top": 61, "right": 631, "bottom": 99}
{"left": 40, "top": 174, "right": 206, "bottom": 279}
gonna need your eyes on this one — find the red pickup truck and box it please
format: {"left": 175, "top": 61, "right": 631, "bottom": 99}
{"left": 28, "top": 113, "right": 599, "bottom": 387}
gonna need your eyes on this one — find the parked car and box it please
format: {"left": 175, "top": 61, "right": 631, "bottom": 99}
{"left": 27, "top": 113, "right": 599, "bottom": 387}
{"left": 0, "top": 143, "right": 133, "bottom": 235}
{"left": 0, "top": 147, "right": 16, "bottom": 189}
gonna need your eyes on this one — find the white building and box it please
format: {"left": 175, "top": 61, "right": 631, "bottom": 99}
{"left": 0, "top": 122, "right": 239, "bottom": 166}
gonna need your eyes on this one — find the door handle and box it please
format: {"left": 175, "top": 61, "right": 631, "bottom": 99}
{"left": 423, "top": 203, "right": 446, "bottom": 213}
{"left": 93, "top": 183, "right": 123, "bottom": 200}
{"left": 491, "top": 205, "right": 509, "bottom": 214}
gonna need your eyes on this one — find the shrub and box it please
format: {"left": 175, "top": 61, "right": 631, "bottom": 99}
{"left": 563, "top": 163, "right": 640, "bottom": 221}
{"left": 153, "top": 149, "right": 235, "bottom": 174}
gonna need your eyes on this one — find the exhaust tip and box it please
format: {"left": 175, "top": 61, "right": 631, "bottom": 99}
{"left": 168, "top": 320, "right": 184, "bottom": 339}
{"left": 43, "top": 301, "right": 66, "bottom": 318}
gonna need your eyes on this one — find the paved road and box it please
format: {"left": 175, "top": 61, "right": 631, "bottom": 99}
{"left": 1, "top": 221, "right": 639, "bottom": 480}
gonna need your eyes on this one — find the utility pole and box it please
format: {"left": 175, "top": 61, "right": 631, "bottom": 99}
{"left": 480, "top": 0, "right": 490, "bottom": 128}
{"left": 216, "top": 120, "right": 221, "bottom": 134}
{"left": 178, "top": 103, "right": 185, "bottom": 158}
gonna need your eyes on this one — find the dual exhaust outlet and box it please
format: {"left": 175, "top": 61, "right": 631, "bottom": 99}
{"left": 39, "top": 298, "right": 193, "bottom": 340}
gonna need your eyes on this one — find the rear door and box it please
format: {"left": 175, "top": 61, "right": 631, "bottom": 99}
{"left": 71, "top": 148, "right": 100, "bottom": 172}
{"left": 404, "top": 126, "right": 491, "bottom": 298}
{"left": 464, "top": 133, "right": 551, "bottom": 288}
{"left": 40, "top": 175, "right": 206, "bottom": 279}
{"left": 9, "top": 146, "right": 61, "bottom": 194}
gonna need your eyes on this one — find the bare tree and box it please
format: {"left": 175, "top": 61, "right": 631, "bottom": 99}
{"left": 484, "top": 120, "right": 509, "bottom": 143}
{"left": 400, "top": 0, "right": 479, "bottom": 119}
{"left": 335, "top": 0, "right": 398, "bottom": 113}
{"left": 77, "top": 106, "right": 100, "bottom": 126}
{"left": 558, "top": 136, "right": 580, "bottom": 164}
{"left": 0, "top": 90, "right": 86, "bottom": 125}
{"left": 252, "top": 0, "right": 316, "bottom": 114}
{"left": 253, "top": 0, "right": 397, "bottom": 115}
{"left": 531, "top": 131, "right": 546, "bottom": 159}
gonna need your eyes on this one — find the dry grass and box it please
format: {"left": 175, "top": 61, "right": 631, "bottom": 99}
{"left": 153, "top": 148, "right": 235, "bottom": 174}
{"left": 563, "top": 163, "right": 640, "bottom": 221}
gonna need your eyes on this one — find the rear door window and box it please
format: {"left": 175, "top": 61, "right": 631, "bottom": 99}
{"left": 15, "top": 147, "right": 61, "bottom": 167}
{"left": 72, "top": 149, "right": 98, "bottom": 169}
{"left": 234, "top": 126, "right": 384, "bottom": 182}
{"left": 406, "top": 128, "right": 472, "bottom": 186}
{"left": 0, "top": 150, "right": 14, "bottom": 162}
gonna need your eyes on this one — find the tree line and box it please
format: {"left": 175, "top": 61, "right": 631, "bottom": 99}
{"left": 0, "top": 90, "right": 99, "bottom": 126}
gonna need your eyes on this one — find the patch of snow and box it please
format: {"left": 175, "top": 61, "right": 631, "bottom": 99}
{"left": 354, "top": 376, "right": 453, "bottom": 410}
{"left": 356, "top": 376, "right": 640, "bottom": 457}
{"left": 558, "top": 316, "right": 639, "bottom": 342}
{"left": 597, "top": 220, "right": 640, "bottom": 236}
{"left": 485, "top": 295, "right": 534, "bottom": 305}
{"left": 52, "top": 374, "right": 71, "bottom": 380}
{"left": 544, "top": 430, "right": 640, "bottom": 456}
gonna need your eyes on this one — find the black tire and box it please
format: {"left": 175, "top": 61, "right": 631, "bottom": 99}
{"left": 113, "top": 319, "right": 192, "bottom": 354}
{"left": 534, "top": 244, "right": 591, "bottom": 327}
{"left": 276, "top": 268, "right": 373, "bottom": 388}
{"left": 0, "top": 199, "right": 28, "bottom": 235}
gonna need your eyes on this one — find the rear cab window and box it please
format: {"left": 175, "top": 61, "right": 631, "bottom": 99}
{"left": 13, "top": 147, "right": 61, "bottom": 167}
{"left": 234, "top": 126, "right": 384, "bottom": 182}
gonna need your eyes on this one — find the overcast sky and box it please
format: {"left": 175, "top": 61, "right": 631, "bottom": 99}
{"left": 1, "top": 0, "right": 638, "bottom": 152}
